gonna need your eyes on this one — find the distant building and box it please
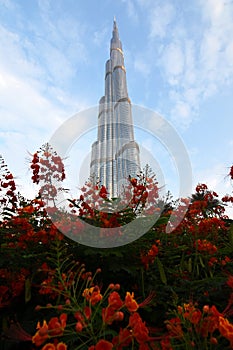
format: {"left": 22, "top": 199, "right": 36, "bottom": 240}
{"left": 90, "top": 19, "right": 140, "bottom": 198}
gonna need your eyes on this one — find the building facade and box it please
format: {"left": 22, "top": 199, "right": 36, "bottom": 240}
{"left": 90, "top": 19, "right": 140, "bottom": 198}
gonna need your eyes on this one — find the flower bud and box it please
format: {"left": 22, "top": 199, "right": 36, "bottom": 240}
{"left": 75, "top": 321, "right": 83, "bottom": 333}
{"left": 203, "top": 305, "right": 209, "bottom": 313}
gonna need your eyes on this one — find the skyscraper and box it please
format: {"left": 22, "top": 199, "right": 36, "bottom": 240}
{"left": 90, "top": 19, "right": 140, "bottom": 198}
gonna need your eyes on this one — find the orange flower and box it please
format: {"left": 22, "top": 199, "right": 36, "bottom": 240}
{"left": 190, "top": 309, "right": 202, "bottom": 325}
{"left": 125, "top": 292, "right": 139, "bottom": 312}
{"left": 41, "top": 343, "right": 56, "bottom": 350}
{"left": 32, "top": 320, "right": 49, "bottom": 346}
{"left": 196, "top": 239, "right": 217, "bottom": 255}
{"left": 182, "top": 303, "right": 202, "bottom": 325}
{"left": 48, "top": 313, "right": 67, "bottom": 336}
{"left": 82, "top": 286, "right": 102, "bottom": 305}
{"left": 219, "top": 316, "right": 233, "bottom": 346}
{"left": 108, "top": 291, "right": 123, "bottom": 310}
{"left": 56, "top": 343, "right": 67, "bottom": 350}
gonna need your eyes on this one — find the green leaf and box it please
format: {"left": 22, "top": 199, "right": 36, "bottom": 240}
{"left": 199, "top": 255, "right": 205, "bottom": 268}
{"left": 229, "top": 223, "right": 233, "bottom": 249}
{"left": 156, "top": 257, "right": 167, "bottom": 285}
{"left": 25, "top": 278, "right": 31, "bottom": 303}
{"left": 188, "top": 257, "right": 192, "bottom": 273}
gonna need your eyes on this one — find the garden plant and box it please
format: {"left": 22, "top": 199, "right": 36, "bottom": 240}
{"left": 0, "top": 144, "right": 233, "bottom": 349}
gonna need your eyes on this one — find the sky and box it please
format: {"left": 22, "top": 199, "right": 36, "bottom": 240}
{"left": 0, "top": 0, "right": 233, "bottom": 216}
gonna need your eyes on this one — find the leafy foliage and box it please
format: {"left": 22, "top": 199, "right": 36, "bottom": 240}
{"left": 0, "top": 149, "right": 233, "bottom": 349}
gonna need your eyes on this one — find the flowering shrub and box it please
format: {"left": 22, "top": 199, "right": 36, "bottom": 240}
{"left": 68, "top": 165, "right": 161, "bottom": 229}
{"left": 0, "top": 150, "right": 233, "bottom": 349}
{"left": 30, "top": 239, "right": 155, "bottom": 349}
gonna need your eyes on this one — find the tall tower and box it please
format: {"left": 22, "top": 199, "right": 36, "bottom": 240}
{"left": 90, "top": 19, "right": 140, "bottom": 198}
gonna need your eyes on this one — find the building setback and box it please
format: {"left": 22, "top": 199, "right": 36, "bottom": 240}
{"left": 90, "top": 19, "right": 140, "bottom": 198}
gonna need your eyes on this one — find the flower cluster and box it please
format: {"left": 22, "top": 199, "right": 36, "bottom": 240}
{"left": 83, "top": 286, "right": 103, "bottom": 305}
{"left": 30, "top": 143, "right": 66, "bottom": 205}
{"left": 40, "top": 343, "right": 67, "bottom": 350}
{"left": 0, "top": 155, "right": 18, "bottom": 217}
{"left": 1, "top": 152, "right": 233, "bottom": 350}
{"left": 31, "top": 152, "right": 40, "bottom": 184}
{"left": 229, "top": 166, "right": 233, "bottom": 180}
{"left": 141, "top": 241, "right": 160, "bottom": 270}
{"left": 33, "top": 278, "right": 152, "bottom": 350}
{"left": 32, "top": 314, "right": 67, "bottom": 346}
{"left": 195, "top": 239, "right": 218, "bottom": 255}
{"left": 165, "top": 301, "right": 233, "bottom": 348}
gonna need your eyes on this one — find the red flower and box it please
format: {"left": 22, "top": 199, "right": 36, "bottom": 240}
{"left": 130, "top": 178, "right": 137, "bottom": 187}
{"left": 229, "top": 165, "right": 233, "bottom": 180}
{"left": 82, "top": 286, "right": 102, "bottom": 305}
{"left": 166, "top": 317, "right": 183, "bottom": 338}
{"left": 48, "top": 313, "right": 67, "bottom": 336}
{"left": 75, "top": 321, "right": 83, "bottom": 332}
{"left": 5, "top": 173, "right": 13, "bottom": 180}
{"left": 200, "top": 305, "right": 222, "bottom": 336}
{"left": 99, "top": 186, "right": 108, "bottom": 199}
{"left": 41, "top": 343, "right": 56, "bottom": 350}
{"left": 108, "top": 291, "right": 123, "bottom": 310}
{"left": 141, "top": 244, "right": 159, "bottom": 270}
{"left": 84, "top": 306, "right": 92, "bottom": 319}
{"left": 125, "top": 292, "right": 139, "bottom": 312}
{"left": 219, "top": 316, "right": 233, "bottom": 346}
{"left": 129, "top": 312, "right": 149, "bottom": 343}
{"left": 56, "top": 343, "right": 67, "bottom": 350}
{"left": 32, "top": 320, "right": 49, "bottom": 346}
{"left": 227, "top": 276, "right": 233, "bottom": 289}
{"left": 195, "top": 239, "right": 217, "bottom": 255}
{"left": 90, "top": 339, "right": 113, "bottom": 350}
{"left": 112, "top": 328, "right": 132, "bottom": 349}
{"left": 102, "top": 307, "right": 116, "bottom": 325}
{"left": 160, "top": 336, "right": 172, "bottom": 350}
{"left": 139, "top": 344, "right": 151, "bottom": 350}
{"left": 189, "top": 309, "right": 202, "bottom": 325}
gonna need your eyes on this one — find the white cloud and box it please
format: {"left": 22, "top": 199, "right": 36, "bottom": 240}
{"left": 0, "top": 16, "right": 88, "bottom": 199}
{"left": 134, "top": 57, "right": 150, "bottom": 76}
{"left": 170, "top": 101, "right": 192, "bottom": 130}
{"left": 93, "top": 27, "right": 108, "bottom": 47}
{"left": 121, "top": 0, "right": 139, "bottom": 22}
{"left": 149, "top": 2, "right": 175, "bottom": 39}
{"left": 0, "top": 0, "right": 15, "bottom": 9}
{"left": 159, "top": 42, "right": 184, "bottom": 79}
{"left": 141, "top": 0, "right": 233, "bottom": 129}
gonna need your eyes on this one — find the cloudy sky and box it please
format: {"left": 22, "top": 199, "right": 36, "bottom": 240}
{"left": 0, "top": 0, "right": 233, "bottom": 214}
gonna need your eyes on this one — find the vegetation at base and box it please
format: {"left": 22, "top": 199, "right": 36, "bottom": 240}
{"left": 0, "top": 145, "right": 233, "bottom": 349}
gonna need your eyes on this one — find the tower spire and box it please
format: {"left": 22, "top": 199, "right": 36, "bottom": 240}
{"left": 90, "top": 21, "right": 140, "bottom": 198}
{"left": 112, "top": 16, "right": 119, "bottom": 42}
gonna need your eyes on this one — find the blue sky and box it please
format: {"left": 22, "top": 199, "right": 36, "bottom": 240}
{"left": 0, "top": 0, "right": 232, "bottom": 215}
